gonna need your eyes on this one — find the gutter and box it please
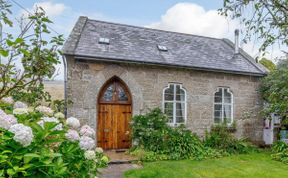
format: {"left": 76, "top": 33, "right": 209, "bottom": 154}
{"left": 62, "top": 55, "right": 68, "bottom": 118}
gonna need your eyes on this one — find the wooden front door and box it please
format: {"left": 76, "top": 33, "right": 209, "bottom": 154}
{"left": 97, "top": 77, "right": 132, "bottom": 150}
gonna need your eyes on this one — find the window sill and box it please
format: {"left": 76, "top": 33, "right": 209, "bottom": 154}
{"left": 213, "top": 124, "right": 237, "bottom": 133}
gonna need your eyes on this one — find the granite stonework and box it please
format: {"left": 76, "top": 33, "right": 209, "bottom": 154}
{"left": 66, "top": 57, "right": 264, "bottom": 143}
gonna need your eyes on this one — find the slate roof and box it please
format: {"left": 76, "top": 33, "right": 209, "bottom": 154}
{"left": 63, "top": 16, "right": 267, "bottom": 76}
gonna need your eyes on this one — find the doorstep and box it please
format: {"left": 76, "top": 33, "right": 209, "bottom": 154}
{"left": 104, "top": 149, "right": 138, "bottom": 164}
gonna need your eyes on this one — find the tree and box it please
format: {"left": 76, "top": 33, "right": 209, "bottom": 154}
{"left": 220, "top": 0, "right": 287, "bottom": 53}
{"left": 0, "top": 1, "right": 64, "bottom": 104}
{"left": 260, "top": 58, "right": 288, "bottom": 119}
{"left": 259, "top": 58, "right": 276, "bottom": 71}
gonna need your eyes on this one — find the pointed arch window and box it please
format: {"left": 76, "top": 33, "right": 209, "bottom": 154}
{"left": 163, "top": 83, "right": 186, "bottom": 126}
{"left": 214, "top": 87, "right": 233, "bottom": 124}
{"left": 99, "top": 77, "right": 131, "bottom": 104}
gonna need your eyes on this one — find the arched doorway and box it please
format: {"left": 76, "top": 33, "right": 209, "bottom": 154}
{"left": 97, "top": 77, "right": 132, "bottom": 150}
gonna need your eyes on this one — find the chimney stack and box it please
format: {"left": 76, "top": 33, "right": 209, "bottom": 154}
{"left": 234, "top": 29, "right": 239, "bottom": 54}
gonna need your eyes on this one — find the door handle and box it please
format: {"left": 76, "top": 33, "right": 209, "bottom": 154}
{"left": 104, "top": 129, "right": 110, "bottom": 132}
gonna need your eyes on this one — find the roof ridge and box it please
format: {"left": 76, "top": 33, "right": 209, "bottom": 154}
{"left": 222, "top": 38, "right": 267, "bottom": 74}
{"left": 86, "top": 17, "right": 222, "bottom": 41}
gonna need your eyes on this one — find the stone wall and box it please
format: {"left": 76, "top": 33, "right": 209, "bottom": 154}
{"left": 66, "top": 57, "right": 264, "bottom": 143}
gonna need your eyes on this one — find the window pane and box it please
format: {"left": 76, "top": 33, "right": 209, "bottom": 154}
{"left": 176, "top": 116, "right": 184, "bottom": 123}
{"left": 102, "top": 84, "right": 113, "bottom": 101}
{"left": 176, "top": 109, "right": 183, "bottom": 117}
{"left": 224, "top": 97, "right": 231, "bottom": 103}
{"left": 214, "top": 96, "right": 222, "bottom": 103}
{"left": 214, "top": 110, "right": 222, "bottom": 118}
{"left": 176, "top": 103, "right": 185, "bottom": 110}
{"left": 224, "top": 88, "right": 232, "bottom": 104}
{"left": 165, "top": 94, "right": 174, "bottom": 101}
{"left": 215, "top": 88, "right": 222, "bottom": 97}
{"left": 164, "top": 85, "right": 174, "bottom": 101}
{"left": 223, "top": 105, "right": 231, "bottom": 120}
{"left": 118, "top": 85, "right": 128, "bottom": 101}
{"left": 224, "top": 88, "right": 231, "bottom": 97}
{"left": 164, "top": 102, "right": 173, "bottom": 118}
{"left": 214, "top": 89, "right": 222, "bottom": 103}
{"left": 214, "top": 104, "right": 222, "bottom": 111}
{"left": 175, "top": 85, "right": 185, "bottom": 101}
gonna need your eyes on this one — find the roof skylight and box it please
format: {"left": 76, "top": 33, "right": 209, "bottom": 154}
{"left": 99, "top": 37, "right": 110, "bottom": 44}
{"left": 157, "top": 45, "right": 168, "bottom": 51}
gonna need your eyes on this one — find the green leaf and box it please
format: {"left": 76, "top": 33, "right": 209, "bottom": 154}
{"left": 6, "top": 39, "right": 13, "bottom": 46}
{"left": 0, "top": 49, "right": 9, "bottom": 57}
{"left": 15, "top": 38, "right": 24, "bottom": 44}
{"left": 24, "top": 153, "right": 40, "bottom": 164}
{"left": 7, "top": 169, "right": 15, "bottom": 176}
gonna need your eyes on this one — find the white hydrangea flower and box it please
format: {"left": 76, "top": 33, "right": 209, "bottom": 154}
{"left": 65, "top": 129, "right": 80, "bottom": 142}
{"left": 53, "top": 123, "right": 63, "bottom": 131}
{"left": 54, "top": 112, "right": 65, "bottom": 119}
{"left": 37, "top": 117, "right": 62, "bottom": 130}
{"left": 95, "top": 147, "right": 103, "bottom": 154}
{"left": 1, "top": 97, "right": 14, "bottom": 104}
{"left": 13, "top": 108, "right": 28, "bottom": 115}
{"left": 0, "top": 110, "right": 17, "bottom": 130}
{"left": 79, "top": 136, "right": 95, "bottom": 150}
{"left": 0, "top": 118, "right": 10, "bottom": 130}
{"left": 84, "top": 150, "right": 96, "bottom": 160}
{"left": 0, "top": 109, "right": 6, "bottom": 116}
{"left": 80, "top": 125, "right": 95, "bottom": 138}
{"left": 27, "top": 107, "right": 34, "bottom": 113}
{"left": 66, "top": 117, "right": 80, "bottom": 129}
{"left": 35, "top": 106, "right": 54, "bottom": 116}
{"left": 5, "top": 114, "right": 17, "bottom": 125}
{"left": 9, "top": 124, "right": 33, "bottom": 147}
{"left": 13, "top": 101, "right": 28, "bottom": 109}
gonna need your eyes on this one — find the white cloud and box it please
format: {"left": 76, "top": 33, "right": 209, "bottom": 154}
{"left": 147, "top": 2, "right": 286, "bottom": 61}
{"left": 147, "top": 3, "right": 238, "bottom": 38}
{"left": 23, "top": 1, "right": 66, "bottom": 17}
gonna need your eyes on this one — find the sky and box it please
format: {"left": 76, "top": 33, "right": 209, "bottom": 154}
{"left": 6, "top": 0, "right": 285, "bottom": 80}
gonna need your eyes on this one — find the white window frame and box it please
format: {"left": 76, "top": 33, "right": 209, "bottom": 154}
{"left": 213, "top": 87, "right": 234, "bottom": 125}
{"left": 162, "top": 83, "right": 187, "bottom": 126}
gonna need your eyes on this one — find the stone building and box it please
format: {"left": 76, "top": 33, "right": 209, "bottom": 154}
{"left": 63, "top": 16, "right": 267, "bottom": 149}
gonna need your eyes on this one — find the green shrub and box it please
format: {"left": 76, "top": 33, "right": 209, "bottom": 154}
{"left": 131, "top": 108, "right": 205, "bottom": 160}
{"left": 131, "top": 108, "right": 256, "bottom": 162}
{"left": 271, "top": 141, "right": 288, "bottom": 164}
{"left": 204, "top": 124, "right": 256, "bottom": 154}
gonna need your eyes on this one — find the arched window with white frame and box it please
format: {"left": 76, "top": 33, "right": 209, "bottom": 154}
{"left": 163, "top": 83, "right": 186, "bottom": 126}
{"left": 214, "top": 87, "right": 233, "bottom": 125}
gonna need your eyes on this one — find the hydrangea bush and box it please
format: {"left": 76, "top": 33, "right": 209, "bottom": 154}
{"left": 0, "top": 97, "right": 108, "bottom": 177}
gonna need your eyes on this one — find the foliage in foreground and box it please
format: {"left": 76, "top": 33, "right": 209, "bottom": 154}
{"left": 0, "top": 97, "right": 107, "bottom": 177}
{"left": 259, "top": 58, "right": 276, "bottom": 72}
{"left": 272, "top": 141, "right": 288, "bottom": 164}
{"left": 260, "top": 59, "right": 288, "bottom": 120}
{"left": 130, "top": 108, "right": 255, "bottom": 161}
{"left": 220, "top": 0, "right": 287, "bottom": 53}
{"left": 0, "top": 1, "right": 64, "bottom": 104}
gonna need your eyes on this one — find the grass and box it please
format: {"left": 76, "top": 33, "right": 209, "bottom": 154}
{"left": 125, "top": 152, "right": 288, "bottom": 178}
